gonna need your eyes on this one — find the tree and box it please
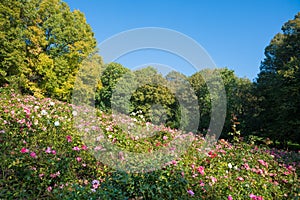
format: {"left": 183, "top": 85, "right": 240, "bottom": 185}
{"left": 72, "top": 53, "right": 103, "bottom": 106}
{"left": 0, "top": 0, "right": 28, "bottom": 87}
{"left": 189, "top": 68, "right": 253, "bottom": 137}
{"left": 130, "top": 67, "right": 176, "bottom": 126}
{"left": 188, "top": 69, "right": 212, "bottom": 133}
{"left": 96, "top": 62, "right": 130, "bottom": 111}
{"left": 165, "top": 71, "right": 199, "bottom": 132}
{"left": 255, "top": 12, "right": 300, "bottom": 146}
{"left": 233, "top": 78, "right": 258, "bottom": 136}
{"left": 0, "top": 0, "right": 97, "bottom": 101}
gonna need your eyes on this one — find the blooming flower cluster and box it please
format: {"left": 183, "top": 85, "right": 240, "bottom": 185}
{"left": 0, "top": 89, "right": 299, "bottom": 199}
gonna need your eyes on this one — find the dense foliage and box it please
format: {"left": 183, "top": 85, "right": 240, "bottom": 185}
{"left": 0, "top": 0, "right": 97, "bottom": 101}
{"left": 0, "top": 0, "right": 299, "bottom": 198}
{"left": 0, "top": 88, "right": 299, "bottom": 199}
{"left": 254, "top": 13, "right": 300, "bottom": 146}
{"left": 188, "top": 68, "right": 254, "bottom": 137}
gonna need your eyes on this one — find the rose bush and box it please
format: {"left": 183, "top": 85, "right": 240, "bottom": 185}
{"left": 0, "top": 86, "right": 299, "bottom": 199}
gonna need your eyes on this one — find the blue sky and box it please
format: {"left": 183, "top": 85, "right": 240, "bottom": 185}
{"left": 64, "top": 0, "right": 300, "bottom": 81}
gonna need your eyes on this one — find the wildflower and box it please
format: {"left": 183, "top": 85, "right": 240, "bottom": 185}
{"left": 30, "top": 152, "right": 37, "bottom": 158}
{"left": 256, "top": 168, "right": 263, "bottom": 175}
{"left": 243, "top": 163, "right": 250, "bottom": 170}
{"left": 282, "top": 179, "right": 288, "bottom": 183}
{"left": 72, "top": 110, "right": 77, "bottom": 116}
{"left": 287, "top": 165, "right": 294, "bottom": 171}
{"left": 24, "top": 107, "right": 31, "bottom": 115}
{"left": 211, "top": 176, "right": 217, "bottom": 184}
{"left": 76, "top": 157, "right": 82, "bottom": 162}
{"left": 50, "top": 173, "right": 56, "bottom": 178}
{"left": 163, "top": 135, "right": 168, "bottom": 140}
{"left": 66, "top": 135, "right": 72, "bottom": 142}
{"left": 192, "top": 173, "right": 198, "bottom": 178}
{"left": 187, "top": 189, "right": 194, "bottom": 196}
{"left": 73, "top": 146, "right": 80, "bottom": 151}
{"left": 92, "top": 180, "right": 100, "bottom": 185}
{"left": 228, "top": 163, "right": 233, "bottom": 169}
{"left": 41, "top": 110, "right": 47, "bottom": 115}
{"left": 258, "top": 159, "right": 268, "bottom": 167}
{"left": 228, "top": 195, "right": 233, "bottom": 200}
{"left": 269, "top": 173, "right": 276, "bottom": 177}
{"left": 50, "top": 171, "right": 60, "bottom": 178}
{"left": 197, "top": 166, "right": 205, "bottom": 175}
{"left": 208, "top": 151, "right": 217, "bottom": 158}
{"left": 199, "top": 180, "right": 205, "bottom": 187}
{"left": 51, "top": 150, "right": 56, "bottom": 155}
{"left": 47, "top": 186, "right": 52, "bottom": 192}
{"left": 81, "top": 145, "right": 88, "bottom": 150}
{"left": 219, "top": 149, "right": 226, "bottom": 154}
{"left": 18, "top": 119, "right": 25, "bottom": 124}
{"left": 54, "top": 121, "right": 60, "bottom": 126}
{"left": 92, "top": 180, "right": 100, "bottom": 189}
{"left": 49, "top": 101, "right": 55, "bottom": 106}
{"left": 20, "top": 147, "right": 29, "bottom": 153}
{"left": 236, "top": 177, "right": 244, "bottom": 181}
{"left": 45, "top": 147, "right": 52, "bottom": 154}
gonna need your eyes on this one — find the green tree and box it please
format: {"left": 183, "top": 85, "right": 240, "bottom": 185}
{"left": 72, "top": 53, "right": 103, "bottom": 106}
{"left": 0, "top": 0, "right": 97, "bottom": 101}
{"left": 189, "top": 68, "right": 253, "bottom": 137}
{"left": 130, "top": 67, "right": 176, "bottom": 126}
{"left": 165, "top": 71, "right": 199, "bottom": 132}
{"left": 234, "top": 77, "right": 258, "bottom": 136}
{"left": 0, "top": 0, "right": 28, "bottom": 87}
{"left": 255, "top": 12, "right": 300, "bottom": 146}
{"left": 96, "top": 62, "right": 130, "bottom": 111}
{"left": 188, "top": 69, "right": 211, "bottom": 133}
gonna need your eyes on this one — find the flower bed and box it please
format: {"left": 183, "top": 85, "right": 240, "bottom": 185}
{"left": 0, "top": 87, "right": 299, "bottom": 199}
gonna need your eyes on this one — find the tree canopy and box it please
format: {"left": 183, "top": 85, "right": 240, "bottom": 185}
{"left": 0, "top": 0, "right": 97, "bottom": 101}
{"left": 255, "top": 12, "right": 300, "bottom": 146}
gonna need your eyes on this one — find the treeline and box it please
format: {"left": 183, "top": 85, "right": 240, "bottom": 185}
{"left": 94, "top": 63, "right": 253, "bottom": 138}
{"left": 0, "top": 0, "right": 299, "bottom": 147}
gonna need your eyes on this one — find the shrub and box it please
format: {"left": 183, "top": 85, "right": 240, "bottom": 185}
{"left": 0, "top": 86, "right": 299, "bottom": 199}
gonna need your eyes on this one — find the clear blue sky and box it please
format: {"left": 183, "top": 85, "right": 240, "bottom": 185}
{"left": 64, "top": 0, "right": 300, "bottom": 81}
